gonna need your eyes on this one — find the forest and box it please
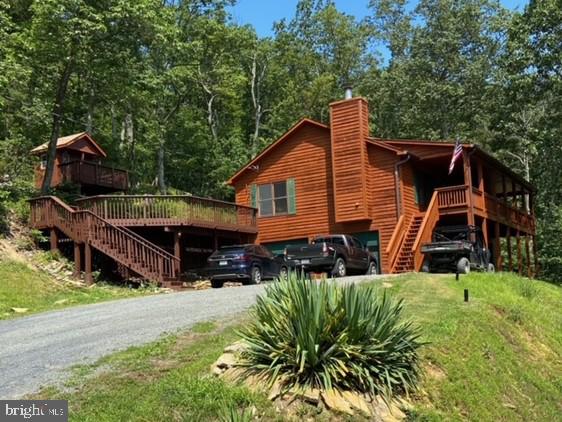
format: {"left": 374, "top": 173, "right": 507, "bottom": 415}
{"left": 0, "top": 0, "right": 560, "bottom": 281}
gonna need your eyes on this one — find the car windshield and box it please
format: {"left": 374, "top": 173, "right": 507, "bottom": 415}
{"left": 313, "top": 237, "right": 344, "bottom": 246}
{"left": 212, "top": 247, "right": 245, "bottom": 256}
{"left": 434, "top": 230, "right": 468, "bottom": 241}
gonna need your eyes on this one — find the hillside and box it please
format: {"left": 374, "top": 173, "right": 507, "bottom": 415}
{"left": 31, "top": 272, "right": 562, "bottom": 421}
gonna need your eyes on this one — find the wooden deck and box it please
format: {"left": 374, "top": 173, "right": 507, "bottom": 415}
{"left": 29, "top": 195, "right": 258, "bottom": 285}
{"left": 435, "top": 185, "right": 535, "bottom": 233}
{"left": 59, "top": 160, "right": 129, "bottom": 191}
{"left": 75, "top": 195, "right": 257, "bottom": 233}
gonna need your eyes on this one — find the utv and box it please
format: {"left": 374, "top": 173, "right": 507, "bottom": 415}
{"left": 420, "top": 225, "right": 495, "bottom": 274}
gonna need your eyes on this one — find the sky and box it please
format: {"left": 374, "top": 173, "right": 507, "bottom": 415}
{"left": 228, "top": 0, "right": 529, "bottom": 38}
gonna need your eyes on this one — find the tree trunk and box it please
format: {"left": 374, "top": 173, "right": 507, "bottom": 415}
{"left": 41, "top": 60, "right": 73, "bottom": 194}
{"left": 157, "top": 138, "right": 166, "bottom": 194}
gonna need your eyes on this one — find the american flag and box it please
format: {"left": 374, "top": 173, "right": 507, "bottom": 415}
{"left": 448, "top": 138, "right": 463, "bottom": 175}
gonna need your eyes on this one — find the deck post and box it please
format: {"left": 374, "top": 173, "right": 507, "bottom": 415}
{"left": 525, "top": 234, "right": 532, "bottom": 278}
{"left": 507, "top": 228, "right": 513, "bottom": 272}
{"left": 73, "top": 242, "right": 82, "bottom": 279}
{"left": 213, "top": 231, "right": 218, "bottom": 251}
{"left": 482, "top": 218, "right": 489, "bottom": 249}
{"left": 50, "top": 228, "right": 59, "bottom": 252}
{"left": 84, "top": 242, "right": 93, "bottom": 285}
{"left": 463, "top": 150, "right": 475, "bottom": 227}
{"left": 494, "top": 221, "right": 501, "bottom": 271}
{"left": 173, "top": 231, "right": 182, "bottom": 274}
{"left": 516, "top": 230, "right": 522, "bottom": 275}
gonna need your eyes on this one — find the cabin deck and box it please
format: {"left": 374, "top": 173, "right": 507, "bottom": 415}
{"left": 29, "top": 195, "right": 257, "bottom": 288}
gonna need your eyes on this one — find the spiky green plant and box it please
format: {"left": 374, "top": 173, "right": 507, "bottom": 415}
{"left": 239, "top": 275, "right": 423, "bottom": 398}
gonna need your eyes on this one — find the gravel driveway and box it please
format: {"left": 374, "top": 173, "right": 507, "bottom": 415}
{"left": 0, "top": 274, "right": 387, "bottom": 399}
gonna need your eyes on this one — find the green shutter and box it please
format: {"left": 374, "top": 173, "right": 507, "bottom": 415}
{"left": 250, "top": 184, "right": 257, "bottom": 208}
{"left": 287, "top": 178, "right": 296, "bottom": 215}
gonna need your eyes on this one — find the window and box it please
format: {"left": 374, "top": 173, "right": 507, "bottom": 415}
{"left": 40, "top": 155, "right": 47, "bottom": 170}
{"left": 257, "top": 181, "right": 290, "bottom": 217}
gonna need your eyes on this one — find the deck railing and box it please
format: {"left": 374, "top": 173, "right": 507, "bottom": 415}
{"left": 29, "top": 196, "right": 179, "bottom": 281}
{"left": 435, "top": 185, "right": 535, "bottom": 232}
{"left": 59, "top": 160, "right": 129, "bottom": 191}
{"left": 75, "top": 195, "right": 258, "bottom": 231}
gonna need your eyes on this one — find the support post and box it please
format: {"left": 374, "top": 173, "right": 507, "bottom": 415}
{"left": 494, "top": 221, "right": 501, "bottom": 271}
{"left": 463, "top": 150, "right": 475, "bottom": 227}
{"left": 73, "top": 242, "right": 82, "bottom": 279}
{"left": 50, "top": 228, "right": 59, "bottom": 252}
{"left": 213, "top": 230, "right": 219, "bottom": 251}
{"left": 173, "top": 231, "right": 182, "bottom": 274}
{"left": 516, "top": 230, "right": 522, "bottom": 275}
{"left": 525, "top": 235, "right": 531, "bottom": 278}
{"left": 507, "top": 229, "right": 513, "bottom": 272}
{"left": 482, "top": 218, "right": 489, "bottom": 249}
{"left": 84, "top": 242, "right": 93, "bottom": 285}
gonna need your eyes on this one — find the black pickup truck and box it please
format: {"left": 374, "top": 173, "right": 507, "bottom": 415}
{"left": 284, "top": 234, "right": 378, "bottom": 277}
{"left": 421, "top": 225, "right": 494, "bottom": 274}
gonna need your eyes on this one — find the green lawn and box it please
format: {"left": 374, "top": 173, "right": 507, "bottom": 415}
{"left": 31, "top": 272, "right": 562, "bottom": 421}
{"left": 0, "top": 260, "right": 158, "bottom": 319}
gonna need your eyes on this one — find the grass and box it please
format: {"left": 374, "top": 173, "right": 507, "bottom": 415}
{"left": 29, "top": 272, "right": 562, "bottom": 421}
{"left": 0, "top": 260, "right": 158, "bottom": 320}
{"left": 34, "top": 320, "right": 277, "bottom": 422}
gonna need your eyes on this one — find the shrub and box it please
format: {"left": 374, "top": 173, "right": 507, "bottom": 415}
{"left": 239, "top": 275, "right": 423, "bottom": 398}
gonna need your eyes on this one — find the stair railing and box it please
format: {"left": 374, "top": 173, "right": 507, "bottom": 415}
{"left": 385, "top": 214, "right": 405, "bottom": 273}
{"left": 29, "top": 196, "right": 179, "bottom": 282}
{"left": 411, "top": 190, "right": 440, "bottom": 271}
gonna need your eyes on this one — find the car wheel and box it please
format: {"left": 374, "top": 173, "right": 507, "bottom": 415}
{"left": 251, "top": 266, "right": 262, "bottom": 284}
{"left": 210, "top": 279, "right": 224, "bottom": 288}
{"left": 422, "top": 258, "right": 431, "bottom": 273}
{"left": 332, "top": 258, "right": 347, "bottom": 278}
{"left": 487, "top": 263, "right": 495, "bottom": 273}
{"left": 366, "top": 261, "right": 377, "bottom": 275}
{"left": 457, "top": 257, "right": 470, "bottom": 274}
{"left": 279, "top": 266, "right": 288, "bottom": 281}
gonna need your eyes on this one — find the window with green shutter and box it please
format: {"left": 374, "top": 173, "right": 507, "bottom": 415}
{"left": 256, "top": 179, "right": 296, "bottom": 217}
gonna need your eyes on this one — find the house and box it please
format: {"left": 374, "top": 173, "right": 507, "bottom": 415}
{"left": 30, "top": 132, "right": 129, "bottom": 194}
{"left": 228, "top": 89, "right": 537, "bottom": 275}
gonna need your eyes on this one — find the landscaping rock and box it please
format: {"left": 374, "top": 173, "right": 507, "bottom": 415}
{"left": 214, "top": 352, "right": 237, "bottom": 369}
{"left": 322, "top": 389, "right": 354, "bottom": 415}
{"left": 342, "top": 391, "right": 372, "bottom": 416}
{"left": 11, "top": 307, "right": 29, "bottom": 314}
{"left": 223, "top": 340, "right": 248, "bottom": 354}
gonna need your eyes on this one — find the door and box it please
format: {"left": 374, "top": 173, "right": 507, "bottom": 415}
{"left": 256, "top": 245, "right": 276, "bottom": 277}
{"left": 350, "top": 237, "right": 370, "bottom": 270}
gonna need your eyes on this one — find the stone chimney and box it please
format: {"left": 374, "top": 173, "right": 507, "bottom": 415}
{"left": 329, "top": 88, "right": 370, "bottom": 223}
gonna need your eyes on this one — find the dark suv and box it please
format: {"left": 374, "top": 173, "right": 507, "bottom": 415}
{"left": 204, "top": 244, "right": 289, "bottom": 288}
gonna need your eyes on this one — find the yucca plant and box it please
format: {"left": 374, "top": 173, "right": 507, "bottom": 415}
{"left": 239, "top": 274, "right": 423, "bottom": 399}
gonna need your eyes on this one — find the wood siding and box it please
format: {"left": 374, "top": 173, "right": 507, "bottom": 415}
{"left": 234, "top": 123, "right": 336, "bottom": 243}
{"left": 366, "top": 145, "right": 400, "bottom": 273}
{"left": 329, "top": 98, "right": 370, "bottom": 222}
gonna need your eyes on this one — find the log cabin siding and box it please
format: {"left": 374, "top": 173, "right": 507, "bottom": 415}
{"left": 365, "top": 145, "right": 399, "bottom": 273}
{"left": 233, "top": 123, "right": 335, "bottom": 244}
{"left": 329, "top": 98, "right": 370, "bottom": 223}
{"left": 401, "top": 163, "right": 421, "bottom": 219}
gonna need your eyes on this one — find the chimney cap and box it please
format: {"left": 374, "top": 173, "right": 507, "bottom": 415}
{"left": 344, "top": 84, "right": 353, "bottom": 100}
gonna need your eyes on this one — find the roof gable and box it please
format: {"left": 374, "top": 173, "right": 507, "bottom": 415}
{"left": 30, "top": 132, "right": 107, "bottom": 157}
{"left": 227, "top": 118, "right": 329, "bottom": 184}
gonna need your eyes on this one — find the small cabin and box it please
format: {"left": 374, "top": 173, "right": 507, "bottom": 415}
{"left": 31, "top": 132, "right": 128, "bottom": 195}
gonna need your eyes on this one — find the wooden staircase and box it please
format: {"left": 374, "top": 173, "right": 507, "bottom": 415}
{"left": 29, "top": 196, "right": 179, "bottom": 284}
{"left": 392, "top": 213, "right": 424, "bottom": 273}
